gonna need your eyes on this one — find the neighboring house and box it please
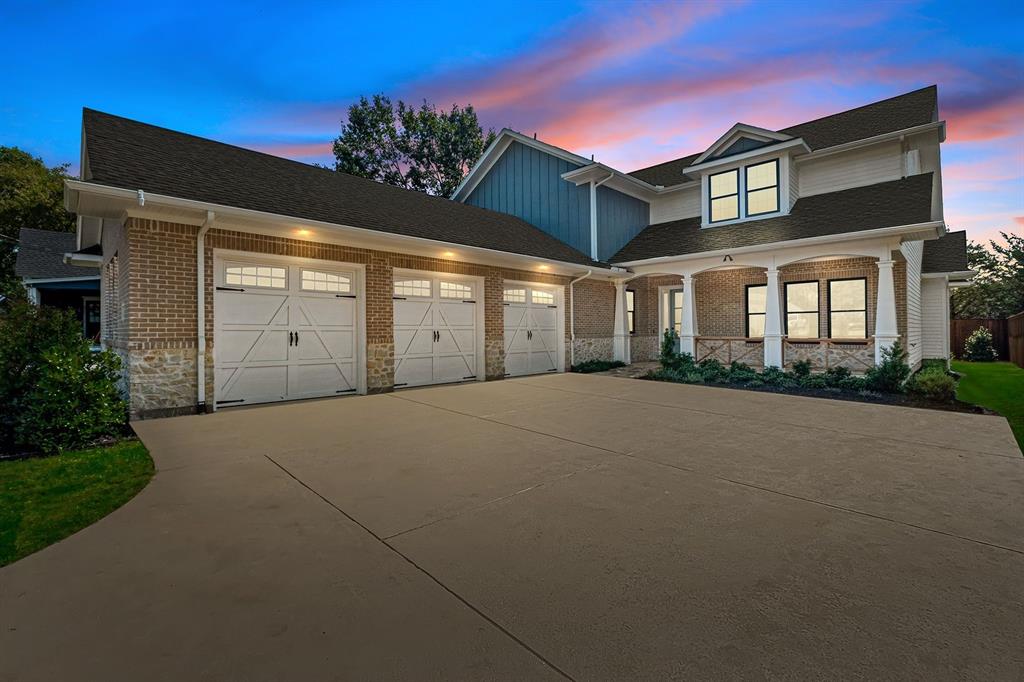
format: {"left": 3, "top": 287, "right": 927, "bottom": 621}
{"left": 14, "top": 227, "right": 102, "bottom": 344}
{"left": 65, "top": 85, "right": 968, "bottom": 419}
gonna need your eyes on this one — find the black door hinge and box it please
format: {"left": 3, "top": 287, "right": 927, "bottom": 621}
{"left": 462, "top": 299, "right": 476, "bottom": 303}
{"left": 394, "top": 382, "right": 408, "bottom": 387}
{"left": 393, "top": 296, "right": 407, "bottom": 300}
{"left": 216, "top": 286, "right": 245, "bottom": 292}
{"left": 335, "top": 294, "right": 357, "bottom": 299}
{"left": 462, "top": 375, "right": 477, "bottom": 380}
{"left": 336, "top": 388, "right": 357, "bottom": 394}
{"left": 215, "top": 399, "right": 245, "bottom": 405}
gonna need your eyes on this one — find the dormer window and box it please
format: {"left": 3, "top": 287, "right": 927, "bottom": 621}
{"left": 745, "top": 160, "right": 779, "bottom": 216}
{"left": 709, "top": 169, "right": 740, "bottom": 222}
{"left": 706, "top": 158, "right": 782, "bottom": 225}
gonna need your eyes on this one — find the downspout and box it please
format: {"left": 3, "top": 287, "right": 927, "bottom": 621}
{"left": 568, "top": 269, "right": 593, "bottom": 368}
{"left": 196, "top": 210, "right": 214, "bottom": 413}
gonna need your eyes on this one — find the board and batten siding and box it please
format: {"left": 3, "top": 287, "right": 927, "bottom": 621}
{"left": 596, "top": 186, "right": 650, "bottom": 261}
{"left": 921, "top": 277, "right": 950, "bottom": 360}
{"left": 798, "top": 140, "right": 903, "bottom": 197}
{"left": 901, "top": 240, "right": 924, "bottom": 369}
{"left": 465, "top": 141, "right": 591, "bottom": 256}
{"left": 649, "top": 186, "right": 700, "bottom": 225}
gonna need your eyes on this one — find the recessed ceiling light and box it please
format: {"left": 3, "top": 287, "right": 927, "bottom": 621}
{"left": 442, "top": 251, "right": 455, "bottom": 258}
{"left": 538, "top": 264, "right": 550, "bottom": 270}
{"left": 295, "top": 228, "right": 312, "bottom": 237}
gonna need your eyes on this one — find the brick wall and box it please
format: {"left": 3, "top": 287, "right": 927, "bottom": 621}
{"left": 120, "top": 219, "right": 612, "bottom": 417}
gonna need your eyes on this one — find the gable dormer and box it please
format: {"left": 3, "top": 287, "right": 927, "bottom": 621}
{"left": 687, "top": 124, "right": 810, "bottom": 228}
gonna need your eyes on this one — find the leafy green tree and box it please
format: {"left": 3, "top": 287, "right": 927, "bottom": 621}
{"left": 952, "top": 232, "right": 1024, "bottom": 319}
{"left": 333, "top": 95, "right": 495, "bottom": 197}
{"left": 0, "top": 147, "right": 76, "bottom": 295}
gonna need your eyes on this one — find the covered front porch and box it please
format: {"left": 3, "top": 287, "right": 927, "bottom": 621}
{"left": 614, "top": 237, "right": 907, "bottom": 372}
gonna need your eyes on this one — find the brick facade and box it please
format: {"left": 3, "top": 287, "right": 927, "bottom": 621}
{"left": 111, "top": 219, "right": 616, "bottom": 417}
{"left": 105, "top": 219, "right": 912, "bottom": 417}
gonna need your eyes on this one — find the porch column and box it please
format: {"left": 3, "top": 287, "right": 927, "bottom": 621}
{"left": 612, "top": 281, "right": 630, "bottom": 363}
{"left": 679, "top": 274, "right": 696, "bottom": 356}
{"left": 763, "top": 267, "right": 784, "bottom": 368}
{"left": 874, "top": 257, "right": 899, "bottom": 363}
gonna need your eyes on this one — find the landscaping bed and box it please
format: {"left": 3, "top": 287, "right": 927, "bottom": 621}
{"left": 644, "top": 332, "right": 986, "bottom": 414}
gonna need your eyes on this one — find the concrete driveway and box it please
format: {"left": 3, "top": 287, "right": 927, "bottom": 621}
{"left": 3, "top": 374, "right": 1023, "bottom": 680}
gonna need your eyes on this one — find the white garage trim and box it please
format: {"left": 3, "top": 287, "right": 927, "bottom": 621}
{"left": 212, "top": 249, "right": 367, "bottom": 409}
{"left": 392, "top": 268, "right": 486, "bottom": 388}
{"left": 503, "top": 280, "right": 566, "bottom": 376}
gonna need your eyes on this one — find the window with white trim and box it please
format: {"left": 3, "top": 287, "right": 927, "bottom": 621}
{"left": 301, "top": 269, "right": 351, "bottom": 292}
{"left": 503, "top": 288, "right": 526, "bottom": 303}
{"left": 394, "top": 279, "right": 431, "bottom": 297}
{"left": 746, "top": 284, "right": 766, "bottom": 338}
{"left": 439, "top": 280, "right": 472, "bottom": 299}
{"left": 225, "top": 265, "right": 286, "bottom": 289}
{"left": 531, "top": 289, "right": 554, "bottom": 305}
{"left": 785, "top": 281, "right": 820, "bottom": 339}
{"left": 709, "top": 169, "right": 739, "bottom": 223}
{"left": 745, "top": 160, "right": 779, "bottom": 216}
{"left": 829, "top": 278, "right": 867, "bottom": 339}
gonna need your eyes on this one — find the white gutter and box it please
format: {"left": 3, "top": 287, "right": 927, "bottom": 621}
{"left": 568, "top": 269, "right": 592, "bottom": 367}
{"left": 65, "top": 180, "right": 620, "bottom": 279}
{"left": 615, "top": 220, "right": 945, "bottom": 268}
{"left": 196, "top": 210, "right": 214, "bottom": 412}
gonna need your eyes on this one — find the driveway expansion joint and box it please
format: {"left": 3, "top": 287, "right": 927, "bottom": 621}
{"left": 264, "top": 454, "right": 577, "bottom": 681}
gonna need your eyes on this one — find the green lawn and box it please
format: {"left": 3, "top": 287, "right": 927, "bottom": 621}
{"left": 952, "top": 360, "right": 1024, "bottom": 455}
{"left": 0, "top": 440, "right": 153, "bottom": 566}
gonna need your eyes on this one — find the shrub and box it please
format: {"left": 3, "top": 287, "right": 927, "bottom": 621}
{"left": 0, "top": 302, "right": 127, "bottom": 454}
{"left": 823, "top": 366, "right": 851, "bottom": 387}
{"left": 800, "top": 374, "right": 830, "bottom": 389}
{"left": 791, "top": 359, "right": 812, "bottom": 378}
{"left": 571, "top": 359, "right": 626, "bottom": 373}
{"left": 728, "top": 361, "right": 759, "bottom": 384}
{"left": 906, "top": 366, "right": 957, "bottom": 402}
{"left": 864, "top": 341, "right": 910, "bottom": 393}
{"left": 660, "top": 329, "right": 679, "bottom": 367}
{"left": 697, "top": 358, "right": 728, "bottom": 382}
{"left": 962, "top": 327, "right": 999, "bottom": 362}
{"left": 837, "top": 375, "right": 868, "bottom": 392}
{"left": 761, "top": 366, "right": 793, "bottom": 387}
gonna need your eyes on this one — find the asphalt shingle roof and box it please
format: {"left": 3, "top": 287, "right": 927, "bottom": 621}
{"left": 611, "top": 173, "right": 934, "bottom": 263}
{"left": 922, "top": 230, "right": 969, "bottom": 273}
{"left": 627, "top": 86, "right": 938, "bottom": 188}
{"left": 82, "top": 109, "right": 600, "bottom": 267}
{"left": 13, "top": 228, "right": 88, "bottom": 280}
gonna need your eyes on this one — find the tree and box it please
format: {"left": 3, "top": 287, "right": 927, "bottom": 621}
{"left": 0, "top": 147, "right": 76, "bottom": 295}
{"left": 333, "top": 95, "right": 495, "bottom": 197}
{"left": 952, "top": 231, "right": 1024, "bottom": 319}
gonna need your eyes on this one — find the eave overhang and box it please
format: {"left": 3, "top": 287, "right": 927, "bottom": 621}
{"left": 66, "top": 179, "right": 619, "bottom": 279}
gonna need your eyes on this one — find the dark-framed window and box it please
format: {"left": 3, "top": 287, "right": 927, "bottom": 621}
{"left": 708, "top": 168, "right": 739, "bottom": 222}
{"left": 745, "top": 284, "right": 767, "bottom": 338}
{"left": 828, "top": 278, "right": 867, "bottom": 339}
{"left": 626, "top": 289, "right": 635, "bottom": 334}
{"left": 669, "top": 288, "right": 683, "bottom": 333}
{"left": 745, "top": 159, "right": 779, "bottom": 216}
{"left": 784, "top": 280, "right": 819, "bottom": 339}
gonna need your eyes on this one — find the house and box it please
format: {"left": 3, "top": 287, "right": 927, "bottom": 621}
{"left": 14, "top": 227, "right": 102, "bottom": 345}
{"left": 64, "top": 85, "right": 969, "bottom": 419}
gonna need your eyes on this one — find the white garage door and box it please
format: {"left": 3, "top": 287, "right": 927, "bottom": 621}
{"left": 214, "top": 258, "right": 361, "bottom": 406}
{"left": 503, "top": 284, "right": 560, "bottom": 377}
{"left": 393, "top": 274, "right": 479, "bottom": 388}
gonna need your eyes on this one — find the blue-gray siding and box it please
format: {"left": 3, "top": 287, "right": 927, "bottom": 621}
{"left": 596, "top": 186, "right": 650, "bottom": 261}
{"left": 465, "top": 141, "right": 591, "bottom": 255}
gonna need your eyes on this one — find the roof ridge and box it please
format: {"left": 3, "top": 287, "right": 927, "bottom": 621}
{"left": 779, "top": 84, "right": 937, "bottom": 133}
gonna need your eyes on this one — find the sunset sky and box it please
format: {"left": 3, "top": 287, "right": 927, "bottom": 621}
{"left": 2, "top": 0, "right": 1020, "bottom": 245}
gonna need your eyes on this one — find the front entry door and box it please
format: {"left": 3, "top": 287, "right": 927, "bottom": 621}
{"left": 503, "top": 284, "right": 560, "bottom": 377}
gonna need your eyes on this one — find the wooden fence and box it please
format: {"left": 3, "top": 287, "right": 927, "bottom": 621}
{"left": 1009, "top": 312, "right": 1024, "bottom": 368}
{"left": 951, "top": 318, "right": 1010, "bottom": 360}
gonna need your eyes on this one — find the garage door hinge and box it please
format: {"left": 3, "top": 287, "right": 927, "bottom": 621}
{"left": 216, "top": 286, "right": 245, "bottom": 292}
{"left": 392, "top": 296, "right": 407, "bottom": 300}
{"left": 463, "top": 375, "right": 477, "bottom": 380}
{"left": 504, "top": 373, "right": 511, "bottom": 376}
{"left": 215, "top": 399, "right": 245, "bottom": 405}
{"left": 547, "top": 305, "right": 558, "bottom": 308}
{"left": 547, "top": 368, "right": 557, "bottom": 372}
{"left": 394, "top": 382, "right": 408, "bottom": 387}
{"left": 336, "top": 388, "right": 357, "bottom": 394}
{"left": 335, "top": 294, "right": 357, "bottom": 299}
{"left": 462, "top": 299, "right": 476, "bottom": 303}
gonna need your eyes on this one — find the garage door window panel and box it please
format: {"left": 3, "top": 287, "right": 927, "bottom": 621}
{"left": 394, "top": 279, "right": 432, "bottom": 297}
{"left": 440, "top": 281, "right": 473, "bottom": 299}
{"left": 225, "top": 265, "right": 286, "bottom": 289}
{"left": 301, "top": 269, "right": 351, "bottom": 293}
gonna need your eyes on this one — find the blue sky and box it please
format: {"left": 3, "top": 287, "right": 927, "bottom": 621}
{"left": 1, "top": 0, "right": 1021, "bottom": 243}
